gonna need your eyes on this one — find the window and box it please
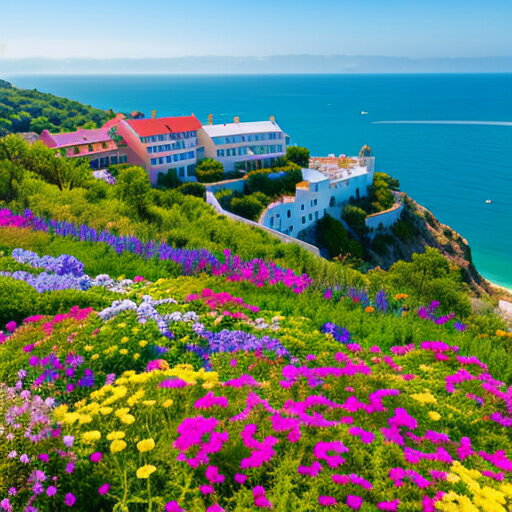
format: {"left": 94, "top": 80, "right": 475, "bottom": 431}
{"left": 311, "top": 199, "right": 318, "bottom": 206}
{"left": 88, "top": 144, "right": 93, "bottom": 152}
{"left": 301, "top": 216, "right": 306, "bottom": 224}
{"left": 287, "top": 210, "right": 291, "bottom": 218}
{"left": 151, "top": 158, "right": 158, "bottom": 165}
{"left": 289, "top": 225, "right": 294, "bottom": 233}
{"left": 315, "top": 211, "right": 319, "bottom": 220}
{"left": 300, "top": 204, "right": 305, "bottom": 211}
{"left": 73, "top": 146, "right": 80, "bottom": 155}
{"left": 119, "top": 155, "right": 127, "bottom": 163}
{"left": 309, "top": 213, "right": 313, "bottom": 221}
{"left": 166, "top": 156, "right": 172, "bottom": 163}
{"left": 102, "top": 142, "right": 107, "bottom": 149}
{"left": 217, "top": 149, "right": 225, "bottom": 157}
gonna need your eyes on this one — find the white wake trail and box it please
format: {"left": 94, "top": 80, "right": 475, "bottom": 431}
{"left": 373, "top": 120, "right": 512, "bottom": 126}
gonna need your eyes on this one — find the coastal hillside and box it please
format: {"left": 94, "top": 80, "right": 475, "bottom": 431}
{"left": 366, "top": 195, "right": 491, "bottom": 296}
{"left": 0, "top": 100, "right": 511, "bottom": 511}
{"left": 0, "top": 79, "right": 110, "bottom": 136}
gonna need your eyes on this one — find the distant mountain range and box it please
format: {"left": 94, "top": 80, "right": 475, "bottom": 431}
{"left": 1, "top": 55, "right": 512, "bottom": 74}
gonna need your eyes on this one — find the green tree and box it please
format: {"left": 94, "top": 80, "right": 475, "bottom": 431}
{"left": 115, "top": 166, "right": 151, "bottom": 217}
{"left": 195, "top": 158, "right": 224, "bottom": 183}
{"left": 285, "top": 146, "right": 310, "bottom": 168}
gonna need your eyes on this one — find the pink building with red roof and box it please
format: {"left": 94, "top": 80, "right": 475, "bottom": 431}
{"left": 105, "top": 114, "right": 202, "bottom": 184}
{"left": 39, "top": 127, "right": 127, "bottom": 169}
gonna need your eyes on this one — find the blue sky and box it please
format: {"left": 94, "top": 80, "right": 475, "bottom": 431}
{"left": 1, "top": 0, "right": 511, "bottom": 58}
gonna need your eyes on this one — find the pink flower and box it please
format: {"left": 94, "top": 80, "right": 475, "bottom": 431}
{"left": 377, "top": 499, "right": 400, "bottom": 511}
{"left": 5, "top": 321, "right": 16, "bottom": 332}
{"left": 165, "top": 502, "right": 185, "bottom": 512}
{"left": 346, "top": 495, "right": 363, "bottom": 509}
{"left": 90, "top": 452, "right": 102, "bottom": 463}
{"left": 98, "top": 483, "right": 110, "bottom": 495}
{"left": 199, "top": 485, "right": 214, "bottom": 495}
{"left": 234, "top": 473, "right": 247, "bottom": 484}
{"left": 133, "top": 275, "right": 145, "bottom": 282}
{"left": 318, "top": 496, "right": 337, "bottom": 506}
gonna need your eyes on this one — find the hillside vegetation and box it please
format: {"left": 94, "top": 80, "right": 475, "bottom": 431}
{"left": 0, "top": 79, "right": 110, "bottom": 135}
{"left": 0, "top": 134, "right": 511, "bottom": 511}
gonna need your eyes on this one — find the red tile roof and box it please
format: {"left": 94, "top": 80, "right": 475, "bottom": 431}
{"left": 125, "top": 115, "right": 201, "bottom": 137}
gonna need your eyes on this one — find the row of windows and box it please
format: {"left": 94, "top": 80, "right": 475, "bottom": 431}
{"left": 141, "top": 131, "right": 197, "bottom": 144}
{"left": 212, "top": 132, "right": 283, "bottom": 145}
{"left": 217, "top": 144, "right": 284, "bottom": 158}
{"left": 90, "top": 154, "right": 127, "bottom": 169}
{"left": 147, "top": 140, "right": 190, "bottom": 153}
{"left": 73, "top": 142, "right": 109, "bottom": 154}
{"left": 150, "top": 150, "right": 195, "bottom": 166}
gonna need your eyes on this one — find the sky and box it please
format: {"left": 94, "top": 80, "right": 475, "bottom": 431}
{"left": 1, "top": 0, "right": 511, "bottom": 59}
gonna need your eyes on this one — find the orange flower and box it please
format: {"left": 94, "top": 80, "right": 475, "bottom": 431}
{"left": 365, "top": 306, "right": 375, "bottom": 313}
{"left": 395, "top": 293, "right": 408, "bottom": 300}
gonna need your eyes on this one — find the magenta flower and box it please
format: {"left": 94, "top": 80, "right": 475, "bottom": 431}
{"left": 90, "top": 452, "right": 103, "bottom": 463}
{"left": 5, "top": 321, "right": 16, "bottom": 332}
{"left": 46, "top": 486, "right": 58, "bottom": 497}
{"left": 165, "top": 502, "right": 185, "bottom": 512}
{"left": 64, "top": 493, "right": 76, "bottom": 506}
{"left": 346, "top": 495, "right": 363, "bottom": 509}
{"left": 318, "top": 496, "right": 337, "bottom": 506}
{"left": 98, "top": 483, "right": 110, "bottom": 495}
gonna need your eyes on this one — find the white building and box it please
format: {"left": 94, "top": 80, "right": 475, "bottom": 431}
{"left": 259, "top": 155, "right": 375, "bottom": 237}
{"left": 198, "top": 119, "right": 288, "bottom": 173}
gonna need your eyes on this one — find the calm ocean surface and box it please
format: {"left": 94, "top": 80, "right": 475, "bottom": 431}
{"left": 7, "top": 74, "right": 512, "bottom": 289}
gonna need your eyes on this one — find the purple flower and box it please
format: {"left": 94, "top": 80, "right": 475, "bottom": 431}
{"left": 19, "top": 454, "right": 30, "bottom": 464}
{"left": 90, "top": 452, "right": 103, "bottom": 463}
{"left": 63, "top": 436, "right": 74, "bottom": 447}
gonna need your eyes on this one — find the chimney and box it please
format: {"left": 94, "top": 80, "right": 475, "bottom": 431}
{"left": 269, "top": 115, "right": 275, "bottom": 123}
{"left": 208, "top": 114, "right": 213, "bottom": 125}
{"left": 234, "top": 116, "right": 240, "bottom": 124}
{"left": 151, "top": 109, "right": 157, "bottom": 118}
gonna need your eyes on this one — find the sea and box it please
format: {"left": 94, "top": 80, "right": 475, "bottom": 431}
{"left": 6, "top": 74, "right": 512, "bottom": 289}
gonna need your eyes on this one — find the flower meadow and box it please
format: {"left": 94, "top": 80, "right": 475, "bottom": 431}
{"left": 0, "top": 216, "right": 510, "bottom": 511}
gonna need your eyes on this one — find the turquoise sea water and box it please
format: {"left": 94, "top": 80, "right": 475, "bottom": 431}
{"left": 6, "top": 74, "right": 512, "bottom": 289}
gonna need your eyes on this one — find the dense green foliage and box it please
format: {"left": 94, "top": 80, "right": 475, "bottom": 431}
{"left": 244, "top": 165, "right": 302, "bottom": 197}
{"left": 342, "top": 204, "right": 369, "bottom": 234}
{"left": 317, "top": 214, "right": 364, "bottom": 261}
{"left": 195, "top": 158, "right": 224, "bottom": 182}
{"left": 283, "top": 145, "right": 310, "bottom": 167}
{"left": 156, "top": 168, "right": 181, "bottom": 189}
{"left": 0, "top": 79, "right": 109, "bottom": 135}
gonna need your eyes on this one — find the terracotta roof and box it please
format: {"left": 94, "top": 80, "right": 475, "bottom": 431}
{"left": 40, "top": 128, "right": 112, "bottom": 148}
{"left": 126, "top": 115, "right": 201, "bottom": 137}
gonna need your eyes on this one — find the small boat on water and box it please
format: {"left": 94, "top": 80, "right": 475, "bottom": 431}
{"left": 485, "top": 199, "right": 492, "bottom": 204}
{"left": 361, "top": 111, "right": 368, "bottom": 115}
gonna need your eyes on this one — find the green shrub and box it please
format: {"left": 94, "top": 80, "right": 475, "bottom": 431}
{"left": 177, "top": 182, "right": 206, "bottom": 198}
{"left": 0, "top": 276, "right": 38, "bottom": 326}
{"left": 317, "top": 214, "right": 364, "bottom": 260}
{"left": 195, "top": 158, "right": 224, "bottom": 183}
{"left": 342, "top": 204, "right": 368, "bottom": 234}
{"left": 230, "top": 195, "right": 267, "bottom": 221}
{"left": 284, "top": 145, "right": 310, "bottom": 167}
{"left": 156, "top": 168, "right": 181, "bottom": 189}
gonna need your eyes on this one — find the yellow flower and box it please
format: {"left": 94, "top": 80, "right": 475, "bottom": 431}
{"left": 136, "top": 465, "right": 157, "bottom": 479}
{"left": 133, "top": 353, "right": 141, "bottom": 360}
{"left": 137, "top": 439, "right": 155, "bottom": 453}
{"left": 100, "top": 407, "right": 113, "bottom": 415}
{"left": 110, "top": 439, "right": 127, "bottom": 453}
{"left": 120, "top": 414, "right": 135, "bottom": 425}
{"left": 410, "top": 392, "right": 437, "bottom": 405}
{"left": 139, "top": 340, "right": 148, "bottom": 347}
{"left": 62, "top": 412, "right": 80, "bottom": 424}
{"left": 132, "top": 327, "right": 140, "bottom": 334}
{"left": 84, "top": 345, "right": 94, "bottom": 352}
{"left": 82, "top": 430, "right": 101, "bottom": 443}
{"left": 91, "top": 354, "right": 99, "bottom": 360}
{"left": 117, "top": 322, "right": 126, "bottom": 328}
{"left": 428, "top": 411, "right": 441, "bottom": 421}
{"left": 119, "top": 349, "right": 128, "bottom": 355}
{"left": 162, "top": 399, "right": 173, "bottom": 408}
{"left": 143, "top": 400, "right": 156, "bottom": 406}
{"left": 78, "top": 414, "right": 93, "bottom": 424}
{"left": 120, "top": 336, "right": 129, "bottom": 343}
{"left": 115, "top": 408, "right": 131, "bottom": 417}
{"left": 106, "top": 431, "right": 125, "bottom": 440}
